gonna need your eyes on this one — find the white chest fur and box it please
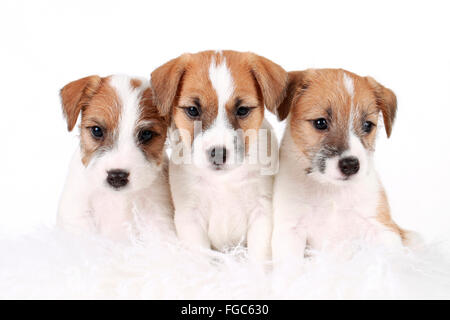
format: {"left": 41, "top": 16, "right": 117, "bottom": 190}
{"left": 292, "top": 175, "right": 382, "bottom": 249}
{"left": 170, "top": 161, "right": 273, "bottom": 251}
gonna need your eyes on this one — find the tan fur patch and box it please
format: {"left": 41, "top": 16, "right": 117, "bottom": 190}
{"left": 366, "top": 77, "right": 397, "bottom": 137}
{"left": 222, "top": 51, "right": 265, "bottom": 134}
{"left": 172, "top": 51, "right": 218, "bottom": 145}
{"left": 78, "top": 76, "right": 121, "bottom": 166}
{"left": 130, "top": 78, "right": 142, "bottom": 89}
{"left": 60, "top": 75, "right": 102, "bottom": 131}
{"left": 137, "top": 88, "right": 170, "bottom": 165}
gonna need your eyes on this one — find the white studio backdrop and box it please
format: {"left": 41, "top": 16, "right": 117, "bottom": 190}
{"left": 0, "top": 0, "right": 449, "bottom": 241}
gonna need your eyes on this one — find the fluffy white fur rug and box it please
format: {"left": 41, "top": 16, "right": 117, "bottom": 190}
{"left": 1, "top": 228, "right": 449, "bottom": 299}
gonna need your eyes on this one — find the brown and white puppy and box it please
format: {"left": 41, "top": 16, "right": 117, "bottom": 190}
{"left": 151, "top": 50, "right": 286, "bottom": 262}
{"left": 57, "top": 75, "right": 175, "bottom": 240}
{"left": 272, "top": 69, "right": 412, "bottom": 262}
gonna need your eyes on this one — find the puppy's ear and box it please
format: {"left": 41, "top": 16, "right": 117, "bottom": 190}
{"left": 60, "top": 75, "right": 102, "bottom": 131}
{"left": 248, "top": 53, "right": 288, "bottom": 115}
{"left": 151, "top": 54, "right": 190, "bottom": 116}
{"left": 366, "top": 77, "right": 397, "bottom": 138}
{"left": 277, "top": 71, "right": 309, "bottom": 121}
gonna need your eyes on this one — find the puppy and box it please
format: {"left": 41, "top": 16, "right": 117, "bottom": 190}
{"left": 272, "top": 69, "right": 411, "bottom": 262}
{"left": 57, "top": 75, "right": 174, "bottom": 240}
{"left": 151, "top": 50, "right": 287, "bottom": 262}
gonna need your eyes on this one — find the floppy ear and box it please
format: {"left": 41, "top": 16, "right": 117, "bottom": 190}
{"left": 366, "top": 77, "right": 397, "bottom": 138}
{"left": 151, "top": 54, "right": 190, "bottom": 116}
{"left": 60, "top": 75, "right": 102, "bottom": 131}
{"left": 276, "top": 71, "right": 309, "bottom": 121}
{"left": 248, "top": 53, "right": 288, "bottom": 115}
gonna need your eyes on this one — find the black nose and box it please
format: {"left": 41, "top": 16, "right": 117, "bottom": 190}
{"left": 338, "top": 157, "right": 360, "bottom": 176}
{"left": 207, "top": 146, "right": 227, "bottom": 165}
{"left": 106, "top": 169, "right": 129, "bottom": 189}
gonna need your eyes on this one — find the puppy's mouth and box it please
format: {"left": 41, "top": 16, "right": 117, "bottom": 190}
{"left": 108, "top": 184, "right": 129, "bottom": 191}
{"left": 209, "top": 163, "right": 231, "bottom": 172}
{"left": 105, "top": 181, "right": 130, "bottom": 191}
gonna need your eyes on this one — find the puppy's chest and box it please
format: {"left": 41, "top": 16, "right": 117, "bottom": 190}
{"left": 297, "top": 190, "right": 382, "bottom": 247}
{"left": 199, "top": 179, "right": 263, "bottom": 250}
{"left": 90, "top": 191, "right": 149, "bottom": 239}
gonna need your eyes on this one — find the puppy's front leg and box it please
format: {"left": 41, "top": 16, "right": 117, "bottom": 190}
{"left": 174, "top": 209, "right": 211, "bottom": 250}
{"left": 272, "top": 174, "right": 308, "bottom": 264}
{"left": 272, "top": 204, "right": 308, "bottom": 265}
{"left": 272, "top": 221, "right": 307, "bottom": 263}
{"left": 247, "top": 201, "right": 272, "bottom": 263}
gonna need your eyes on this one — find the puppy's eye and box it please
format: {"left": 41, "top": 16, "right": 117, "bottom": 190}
{"left": 138, "top": 130, "right": 155, "bottom": 144}
{"left": 184, "top": 106, "right": 200, "bottom": 118}
{"left": 363, "top": 121, "right": 375, "bottom": 133}
{"left": 313, "top": 118, "right": 328, "bottom": 130}
{"left": 90, "top": 126, "right": 104, "bottom": 139}
{"left": 236, "top": 106, "right": 251, "bottom": 118}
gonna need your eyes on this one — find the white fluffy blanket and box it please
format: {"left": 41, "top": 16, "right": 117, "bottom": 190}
{"left": 1, "top": 228, "right": 449, "bottom": 299}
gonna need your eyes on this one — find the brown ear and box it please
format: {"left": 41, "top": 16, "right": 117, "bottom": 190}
{"left": 151, "top": 54, "right": 190, "bottom": 116}
{"left": 366, "top": 77, "right": 397, "bottom": 138}
{"left": 276, "top": 71, "right": 309, "bottom": 121}
{"left": 248, "top": 53, "right": 288, "bottom": 115}
{"left": 60, "top": 75, "right": 102, "bottom": 131}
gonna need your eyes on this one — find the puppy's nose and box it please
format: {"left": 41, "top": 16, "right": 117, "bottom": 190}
{"left": 106, "top": 169, "right": 129, "bottom": 189}
{"left": 207, "top": 146, "right": 227, "bottom": 165}
{"left": 338, "top": 157, "right": 360, "bottom": 176}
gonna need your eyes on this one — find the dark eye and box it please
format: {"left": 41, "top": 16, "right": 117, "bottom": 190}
{"left": 236, "top": 106, "right": 251, "bottom": 118}
{"left": 363, "top": 121, "right": 375, "bottom": 133}
{"left": 90, "top": 126, "right": 104, "bottom": 139}
{"left": 138, "top": 130, "right": 155, "bottom": 144}
{"left": 185, "top": 106, "right": 200, "bottom": 118}
{"left": 313, "top": 118, "right": 328, "bottom": 130}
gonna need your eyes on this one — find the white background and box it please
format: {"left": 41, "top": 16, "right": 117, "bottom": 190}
{"left": 0, "top": 0, "right": 449, "bottom": 241}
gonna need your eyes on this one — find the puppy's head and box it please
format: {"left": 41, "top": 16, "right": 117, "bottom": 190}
{"left": 278, "top": 69, "right": 397, "bottom": 185}
{"left": 151, "top": 50, "right": 287, "bottom": 172}
{"left": 60, "top": 75, "right": 169, "bottom": 191}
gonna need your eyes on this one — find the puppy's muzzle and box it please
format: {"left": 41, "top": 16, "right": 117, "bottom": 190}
{"left": 106, "top": 169, "right": 129, "bottom": 189}
{"left": 207, "top": 146, "right": 227, "bottom": 167}
{"left": 338, "top": 157, "right": 360, "bottom": 176}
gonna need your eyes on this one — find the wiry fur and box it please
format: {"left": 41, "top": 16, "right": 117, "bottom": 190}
{"left": 272, "top": 69, "right": 410, "bottom": 264}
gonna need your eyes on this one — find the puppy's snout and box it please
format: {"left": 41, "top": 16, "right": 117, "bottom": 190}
{"left": 107, "top": 169, "right": 129, "bottom": 189}
{"left": 207, "top": 146, "right": 227, "bottom": 166}
{"left": 338, "top": 157, "right": 360, "bottom": 176}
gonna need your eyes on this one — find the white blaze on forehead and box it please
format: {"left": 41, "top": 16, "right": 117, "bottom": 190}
{"left": 344, "top": 72, "right": 356, "bottom": 131}
{"left": 343, "top": 73, "right": 354, "bottom": 97}
{"left": 208, "top": 56, "right": 235, "bottom": 127}
{"left": 198, "top": 56, "right": 236, "bottom": 162}
{"left": 109, "top": 75, "right": 146, "bottom": 149}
